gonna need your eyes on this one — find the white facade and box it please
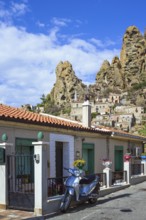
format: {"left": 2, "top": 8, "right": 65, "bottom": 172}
{"left": 49, "top": 133, "right": 74, "bottom": 177}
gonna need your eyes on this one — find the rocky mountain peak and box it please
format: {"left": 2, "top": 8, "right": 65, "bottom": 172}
{"left": 120, "top": 25, "right": 146, "bottom": 86}
{"left": 100, "top": 60, "right": 110, "bottom": 71}
{"left": 123, "top": 25, "right": 142, "bottom": 39}
{"left": 96, "top": 26, "right": 146, "bottom": 92}
{"left": 111, "top": 56, "right": 121, "bottom": 66}
{"left": 50, "top": 61, "right": 87, "bottom": 106}
{"left": 56, "top": 61, "right": 73, "bottom": 78}
{"left": 120, "top": 26, "right": 144, "bottom": 64}
{"left": 47, "top": 26, "right": 146, "bottom": 110}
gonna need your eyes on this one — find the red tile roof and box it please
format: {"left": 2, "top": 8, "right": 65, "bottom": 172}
{"left": 1, "top": 104, "right": 146, "bottom": 141}
{"left": 0, "top": 104, "right": 111, "bottom": 134}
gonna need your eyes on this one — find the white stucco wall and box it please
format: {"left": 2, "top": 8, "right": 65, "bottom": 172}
{"left": 109, "top": 138, "right": 143, "bottom": 171}
{"left": 49, "top": 133, "right": 74, "bottom": 177}
{"left": 74, "top": 135, "right": 144, "bottom": 173}
{"left": 0, "top": 126, "right": 50, "bottom": 154}
{"left": 0, "top": 124, "right": 144, "bottom": 176}
{"left": 74, "top": 136, "right": 108, "bottom": 173}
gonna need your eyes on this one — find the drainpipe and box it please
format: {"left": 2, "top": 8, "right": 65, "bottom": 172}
{"left": 106, "top": 137, "right": 110, "bottom": 159}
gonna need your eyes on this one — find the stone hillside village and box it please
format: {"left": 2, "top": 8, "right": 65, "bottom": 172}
{"left": 22, "top": 26, "right": 146, "bottom": 135}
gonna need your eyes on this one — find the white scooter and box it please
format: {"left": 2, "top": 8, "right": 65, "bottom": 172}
{"left": 60, "top": 167, "right": 100, "bottom": 213}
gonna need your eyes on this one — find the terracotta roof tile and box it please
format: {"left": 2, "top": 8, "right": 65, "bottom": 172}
{"left": 0, "top": 104, "right": 146, "bottom": 141}
{"left": 0, "top": 104, "right": 109, "bottom": 134}
{"left": 96, "top": 125, "right": 146, "bottom": 141}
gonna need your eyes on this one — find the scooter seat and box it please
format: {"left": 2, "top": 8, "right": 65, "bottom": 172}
{"left": 79, "top": 174, "right": 96, "bottom": 184}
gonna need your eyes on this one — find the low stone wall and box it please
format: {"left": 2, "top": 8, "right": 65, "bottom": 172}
{"left": 44, "top": 184, "right": 130, "bottom": 215}
{"left": 99, "top": 184, "right": 130, "bottom": 197}
{"left": 131, "top": 175, "right": 146, "bottom": 185}
{"left": 44, "top": 196, "right": 62, "bottom": 215}
{"left": 42, "top": 175, "right": 146, "bottom": 215}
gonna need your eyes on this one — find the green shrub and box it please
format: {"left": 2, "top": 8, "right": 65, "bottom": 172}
{"left": 91, "top": 112, "right": 98, "bottom": 119}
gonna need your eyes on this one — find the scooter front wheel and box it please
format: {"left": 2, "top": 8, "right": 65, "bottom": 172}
{"left": 60, "top": 193, "right": 72, "bottom": 213}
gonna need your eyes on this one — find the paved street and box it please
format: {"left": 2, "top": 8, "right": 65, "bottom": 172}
{"left": 46, "top": 181, "right": 146, "bottom": 220}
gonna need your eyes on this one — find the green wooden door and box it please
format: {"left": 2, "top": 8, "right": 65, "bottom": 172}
{"left": 82, "top": 143, "right": 94, "bottom": 174}
{"left": 115, "top": 146, "right": 123, "bottom": 171}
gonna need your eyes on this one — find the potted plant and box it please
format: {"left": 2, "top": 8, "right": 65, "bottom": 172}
{"left": 141, "top": 152, "right": 146, "bottom": 161}
{"left": 102, "top": 158, "right": 112, "bottom": 168}
{"left": 73, "top": 159, "right": 86, "bottom": 170}
{"left": 124, "top": 153, "right": 131, "bottom": 162}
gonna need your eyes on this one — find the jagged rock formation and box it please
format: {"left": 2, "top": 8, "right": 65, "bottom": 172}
{"left": 95, "top": 26, "right": 146, "bottom": 93}
{"left": 48, "top": 26, "right": 146, "bottom": 109}
{"left": 50, "top": 61, "right": 87, "bottom": 106}
{"left": 121, "top": 26, "right": 146, "bottom": 86}
{"left": 95, "top": 57, "right": 124, "bottom": 93}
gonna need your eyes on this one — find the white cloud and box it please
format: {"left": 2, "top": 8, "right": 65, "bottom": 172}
{"left": 0, "top": 2, "right": 12, "bottom": 24}
{"left": 90, "top": 38, "right": 116, "bottom": 48}
{"left": 0, "top": 0, "right": 29, "bottom": 25}
{"left": 0, "top": 19, "right": 120, "bottom": 107}
{"left": 11, "top": 2, "right": 29, "bottom": 16}
{"left": 36, "top": 21, "right": 45, "bottom": 28}
{"left": 51, "top": 17, "right": 71, "bottom": 27}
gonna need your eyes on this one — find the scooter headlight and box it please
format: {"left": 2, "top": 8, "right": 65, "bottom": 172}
{"left": 74, "top": 169, "right": 80, "bottom": 177}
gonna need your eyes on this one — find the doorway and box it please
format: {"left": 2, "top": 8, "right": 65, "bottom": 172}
{"left": 55, "top": 142, "right": 63, "bottom": 177}
{"left": 82, "top": 143, "right": 94, "bottom": 174}
{"left": 115, "top": 146, "right": 123, "bottom": 171}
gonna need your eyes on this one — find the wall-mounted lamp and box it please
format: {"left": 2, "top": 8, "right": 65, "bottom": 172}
{"left": 111, "top": 132, "right": 115, "bottom": 137}
{"left": 76, "top": 151, "right": 80, "bottom": 158}
{"left": 34, "top": 154, "right": 40, "bottom": 164}
{"left": 82, "top": 138, "right": 85, "bottom": 142}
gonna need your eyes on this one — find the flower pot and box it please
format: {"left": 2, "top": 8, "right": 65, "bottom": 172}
{"left": 124, "top": 154, "right": 131, "bottom": 162}
{"left": 102, "top": 160, "right": 112, "bottom": 168}
{"left": 141, "top": 155, "right": 146, "bottom": 161}
{"left": 73, "top": 159, "right": 86, "bottom": 169}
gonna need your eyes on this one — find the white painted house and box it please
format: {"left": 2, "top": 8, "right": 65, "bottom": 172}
{"left": 0, "top": 102, "right": 146, "bottom": 214}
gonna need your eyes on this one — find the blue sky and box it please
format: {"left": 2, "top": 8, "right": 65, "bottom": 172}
{"left": 0, "top": 0, "right": 146, "bottom": 107}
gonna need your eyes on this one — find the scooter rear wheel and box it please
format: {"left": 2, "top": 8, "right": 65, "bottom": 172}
{"left": 60, "top": 193, "right": 72, "bottom": 213}
{"left": 88, "top": 198, "right": 97, "bottom": 204}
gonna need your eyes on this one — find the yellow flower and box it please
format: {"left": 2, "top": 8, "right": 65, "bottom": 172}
{"left": 73, "top": 159, "right": 86, "bottom": 168}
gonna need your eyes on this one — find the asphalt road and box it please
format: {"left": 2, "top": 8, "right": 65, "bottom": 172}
{"left": 46, "top": 181, "right": 146, "bottom": 220}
